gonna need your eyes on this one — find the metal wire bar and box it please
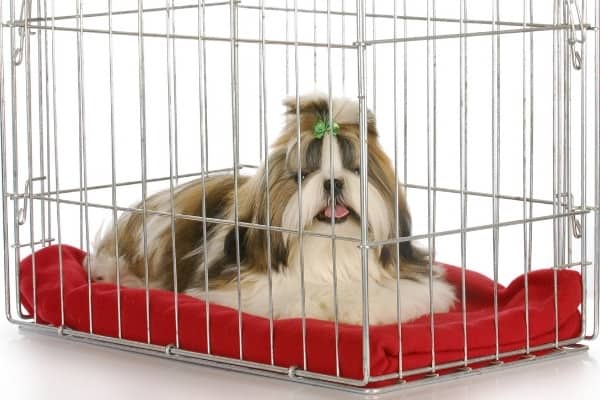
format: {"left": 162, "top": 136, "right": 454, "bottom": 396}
{"left": 11, "top": 167, "right": 248, "bottom": 198}
{"left": 368, "top": 338, "right": 585, "bottom": 382}
{"left": 75, "top": 0, "right": 93, "bottom": 333}
{"left": 35, "top": 0, "right": 46, "bottom": 252}
{"left": 392, "top": 0, "right": 405, "bottom": 381}
{"left": 341, "top": 0, "right": 346, "bottom": 94}
{"left": 312, "top": 0, "right": 317, "bottom": 86}
{"left": 0, "top": 0, "right": 10, "bottom": 321}
{"left": 522, "top": 0, "right": 532, "bottom": 355}
{"left": 24, "top": 0, "right": 37, "bottom": 324}
{"left": 166, "top": 0, "right": 180, "bottom": 349}
{"left": 107, "top": 0, "right": 121, "bottom": 339}
{"left": 552, "top": 0, "right": 563, "bottom": 349}
{"left": 325, "top": 0, "right": 340, "bottom": 377}
{"left": 491, "top": 0, "right": 501, "bottom": 362}
{"left": 10, "top": 238, "right": 54, "bottom": 248}
{"left": 199, "top": 1, "right": 209, "bottom": 171}
{"left": 197, "top": 0, "right": 211, "bottom": 355}
{"left": 564, "top": 1, "right": 574, "bottom": 269}
{"left": 362, "top": 25, "right": 592, "bottom": 46}
{"left": 292, "top": 0, "right": 308, "bottom": 371}
{"left": 592, "top": 0, "right": 600, "bottom": 340}
{"left": 11, "top": 320, "right": 588, "bottom": 390}
{"left": 228, "top": 0, "right": 243, "bottom": 361}
{"left": 356, "top": 0, "right": 371, "bottom": 383}
{"left": 19, "top": 188, "right": 593, "bottom": 250}
{"left": 425, "top": 0, "right": 437, "bottom": 374}
{"left": 50, "top": 0, "right": 65, "bottom": 328}
{"left": 7, "top": 176, "right": 562, "bottom": 207}
{"left": 170, "top": 3, "right": 180, "bottom": 185}
{"left": 237, "top": 4, "right": 583, "bottom": 29}
{"left": 256, "top": 0, "right": 274, "bottom": 366}
{"left": 23, "top": 1, "right": 232, "bottom": 23}
{"left": 579, "top": 0, "right": 588, "bottom": 339}
{"left": 11, "top": 320, "right": 371, "bottom": 388}
{"left": 459, "top": 0, "right": 469, "bottom": 368}
{"left": 22, "top": 2, "right": 590, "bottom": 31}
{"left": 371, "top": 0, "right": 376, "bottom": 113}
{"left": 403, "top": 0, "right": 407, "bottom": 194}
{"left": 42, "top": 0, "right": 51, "bottom": 251}
{"left": 285, "top": 0, "right": 289, "bottom": 95}
{"left": 16, "top": 190, "right": 367, "bottom": 241}
{"left": 10, "top": 21, "right": 592, "bottom": 48}
{"left": 136, "top": 0, "right": 152, "bottom": 344}
{"left": 367, "top": 208, "right": 591, "bottom": 247}
{"left": 8, "top": 23, "right": 357, "bottom": 48}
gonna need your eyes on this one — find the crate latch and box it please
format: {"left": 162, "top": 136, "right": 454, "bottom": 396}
{"left": 13, "top": 0, "right": 33, "bottom": 66}
{"left": 565, "top": 0, "right": 586, "bottom": 70}
{"left": 17, "top": 176, "right": 46, "bottom": 225}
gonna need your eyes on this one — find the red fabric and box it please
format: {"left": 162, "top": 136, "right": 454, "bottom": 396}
{"left": 20, "top": 245, "right": 581, "bottom": 387}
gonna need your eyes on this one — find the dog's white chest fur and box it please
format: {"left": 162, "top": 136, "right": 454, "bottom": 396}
{"left": 190, "top": 220, "right": 456, "bottom": 325}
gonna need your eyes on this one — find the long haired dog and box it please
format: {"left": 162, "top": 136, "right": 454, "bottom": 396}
{"left": 88, "top": 94, "right": 455, "bottom": 325}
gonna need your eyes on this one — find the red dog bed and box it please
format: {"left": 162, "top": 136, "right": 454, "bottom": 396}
{"left": 19, "top": 245, "right": 581, "bottom": 385}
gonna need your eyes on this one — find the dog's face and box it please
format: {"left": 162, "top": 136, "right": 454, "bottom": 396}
{"left": 276, "top": 99, "right": 393, "bottom": 243}
{"left": 230, "top": 94, "right": 427, "bottom": 278}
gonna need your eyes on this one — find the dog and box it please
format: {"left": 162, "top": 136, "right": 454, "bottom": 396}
{"left": 86, "top": 93, "right": 455, "bottom": 325}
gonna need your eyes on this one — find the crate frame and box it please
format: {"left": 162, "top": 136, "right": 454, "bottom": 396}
{"left": 1, "top": 0, "right": 599, "bottom": 393}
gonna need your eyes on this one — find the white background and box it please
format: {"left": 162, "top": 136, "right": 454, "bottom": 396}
{"left": 2, "top": 0, "right": 600, "bottom": 398}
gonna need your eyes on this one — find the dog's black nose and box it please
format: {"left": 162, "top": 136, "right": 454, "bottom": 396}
{"left": 323, "top": 179, "right": 344, "bottom": 193}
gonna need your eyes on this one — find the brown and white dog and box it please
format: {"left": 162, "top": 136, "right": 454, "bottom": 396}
{"left": 87, "top": 94, "right": 455, "bottom": 325}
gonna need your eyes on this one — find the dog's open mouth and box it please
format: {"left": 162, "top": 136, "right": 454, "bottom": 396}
{"left": 316, "top": 202, "right": 353, "bottom": 224}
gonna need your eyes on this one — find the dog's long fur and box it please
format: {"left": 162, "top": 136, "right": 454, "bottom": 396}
{"left": 87, "top": 94, "right": 455, "bottom": 325}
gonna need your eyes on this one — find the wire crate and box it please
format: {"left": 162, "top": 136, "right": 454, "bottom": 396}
{"left": 1, "top": 0, "right": 599, "bottom": 394}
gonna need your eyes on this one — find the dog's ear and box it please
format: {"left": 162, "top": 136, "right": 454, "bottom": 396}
{"left": 222, "top": 186, "right": 288, "bottom": 273}
{"left": 379, "top": 189, "right": 430, "bottom": 278}
{"left": 245, "top": 227, "right": 288, "bottom": 273}
{"left": 223, "top": 225, "right": 250, "bottom": 268}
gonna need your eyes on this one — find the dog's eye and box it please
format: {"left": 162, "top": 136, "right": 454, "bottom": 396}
{"left": 352, "top": 168, "right": 361, "bottom": 175}
{"left": 294, "top": 172, "right": 308, "bottom": 183}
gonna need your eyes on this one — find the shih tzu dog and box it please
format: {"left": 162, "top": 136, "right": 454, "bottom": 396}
{"left": 87, "top": 93, "right": 455, "bottom": 325}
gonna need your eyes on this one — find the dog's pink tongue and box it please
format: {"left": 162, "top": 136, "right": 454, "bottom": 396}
{"left": 324, "top": 204, "right": 350, "bottom": 219}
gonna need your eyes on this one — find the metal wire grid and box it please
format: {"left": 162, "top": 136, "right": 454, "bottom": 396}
{"left": 0, "top": 0, "right": 599, "bottom": 393}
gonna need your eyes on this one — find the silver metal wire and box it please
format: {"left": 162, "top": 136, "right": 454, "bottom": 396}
{"left": 592, "top": 0, "right": 600, "bottom": 340}
{"left": 459, "top": 0, "right": 469, "bottom": 367}
{"left": 197, "top": 0, "right": 211, "bottom": 354}
{"left": 553, "top": 0, "right": 563, "bottom": 348}
{"left": 491, "top": 0, "right": 501, "bottom": 361}
{"left": 579, "top": 0, "right": 588, "bottom": 338}
{"left": 24, "top": 0, "right": 37, "bottom": 324}
{"left": 166, "top": 0, "right": 180, "bottom": 349}
{"left": 257, "top": 0, "right": 274, "bottom": 367}
{"left": 356, "top": 0, "right": 371, "bottom": 383}
{"left": 137, "top": 0, "right": 152, "bottom": 344}
{"left": 50, "top": 0, "right": 64, "bottom": 328}
{"left": 293, "top": 0, "right": 308, "bottom": 371}
{"left": 107, "top": 0, "right": 121, "bottom": 339}
{"left": 393, "top": 0, "right": 404, "bottom": 380}
{"left": 0, "top": 0, "right": 9, "bottom": 321}
{"left": 76, "top": 0, "right": 92, "bottom": 334}
{"left": 522, "top": 0, "right": 532, "bottom": 355}
{"left": 1, "top": 0, "right": 598, "bottom": 394}
{"left": 426, "top": 0, "right": 437, "bottom": 373}
{"left": 325, "top": 0, "right": 340, "bottom": 377}
{"left": 228, "top": 0, "right": 243, "bottom": 360}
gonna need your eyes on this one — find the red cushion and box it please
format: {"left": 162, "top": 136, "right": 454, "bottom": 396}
{"left": 19, "top": 245, "right": 581, "bottom": 386}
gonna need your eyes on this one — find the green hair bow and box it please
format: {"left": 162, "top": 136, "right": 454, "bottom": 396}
{"left": 313, "top": 118, "right": 340, "bottom": 139}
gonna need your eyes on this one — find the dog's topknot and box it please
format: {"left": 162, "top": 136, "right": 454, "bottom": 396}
{"left": 283, "top": 92, "right": 376, "bottom": 132}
